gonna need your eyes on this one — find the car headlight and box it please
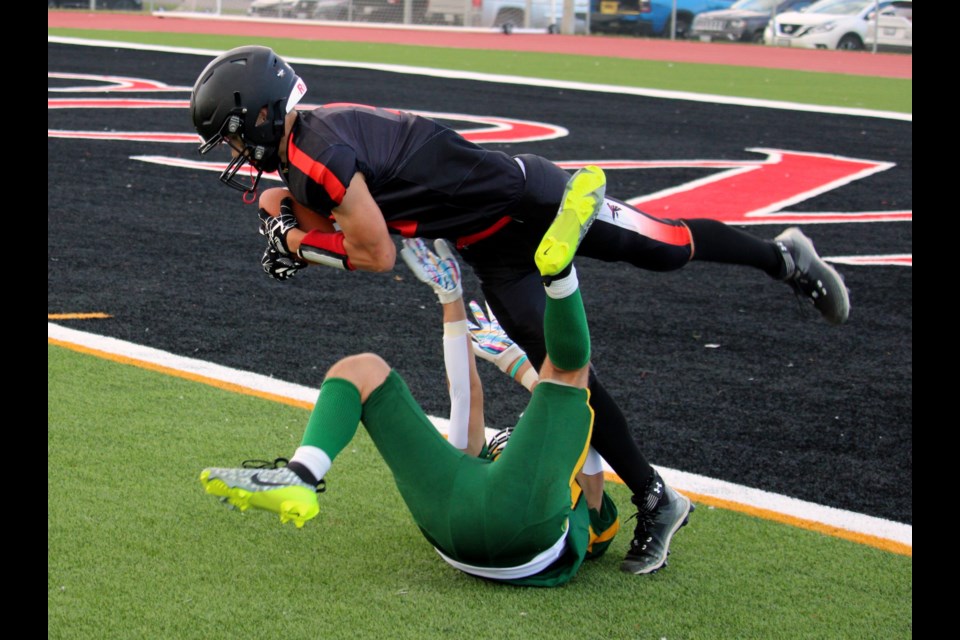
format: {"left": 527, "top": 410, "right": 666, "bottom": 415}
{"left": 730, "top": 19, "right": 745, "bottom": 28}
{"left": 809, "top": 21, "right": 838, "bottom": 34}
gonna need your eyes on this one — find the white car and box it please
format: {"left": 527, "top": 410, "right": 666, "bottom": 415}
{"left": 864, "top": 0, "right": 911, "bottom": 50}
{"left": 249, "top": 0, "right": 318, "bottom": 18}
{"left": 692, "top": 0, "right": 814, "bottom": 43}
{"left": 764, "top": 0, "right": 906, "bottom": 50}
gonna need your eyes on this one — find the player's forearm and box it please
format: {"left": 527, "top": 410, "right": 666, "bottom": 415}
{"left": 443, "top": 319, "right": 472, "bottom": 451}
{"left": 504, "top": 354, "right": 539, "bottom": 392}
{"left": 441, "top": 298, "right": 467, "bottom": 323}
{"left": 443, "top": 301, "right": 484, "bottom": 454}
{"left": 466, "top": 356, "right": 485, "bottom": 456}
{"left": 342, "top": 234, "right": 396, "bottom": 272}
{"left": 294, "top": 229, "right": 396, "bottom": 272}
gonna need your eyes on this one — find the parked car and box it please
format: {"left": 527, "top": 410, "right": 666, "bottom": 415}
{"left": 248, "top": 0, "right": 427, "bottom": 22}
{"left": 310, "top": 0, "right": 354, "bottom": 19}
{"left": 691, "top": 0, "right": 813, "bottom": 42}
{"left": 424, "top": 0, "right": 588, "bottom": 32}
{"left": 589, "top": 0, "right": 650, "bottom": 34}
{"left": 248, "top": 0, "right": 317, "bottom": 17}
{"left": 48, "top": 0, "right": 142, "bottom": 8}
{"left": 591, "top": 0, "right": 735, "bottom": 38}
{"left": 864, "top": 0, "right": 911, "bottom": 50}
{"left": 763, "top": 0, "right": 904, "bottom": 50}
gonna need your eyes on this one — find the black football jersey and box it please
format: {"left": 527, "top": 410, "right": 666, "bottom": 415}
{"left": 281, "top": 103, "right": 525, "bottom": 244}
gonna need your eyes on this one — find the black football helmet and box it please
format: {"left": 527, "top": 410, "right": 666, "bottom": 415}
{"left": 190, "top": 46, "right": 307, "bottom": 194}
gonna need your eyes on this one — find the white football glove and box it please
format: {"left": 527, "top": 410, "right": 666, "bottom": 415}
{"left": 467, "top": 299, "right": 526, "bottom": 374}
{"left": 400, "top": 238, "right": 463, "bottom": 304}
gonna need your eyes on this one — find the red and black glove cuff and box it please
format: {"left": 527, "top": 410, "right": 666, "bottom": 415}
{"left": 298, "top": 229, "right": 354, "bottom": 271}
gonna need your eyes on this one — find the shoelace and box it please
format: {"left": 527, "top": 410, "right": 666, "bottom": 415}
{"left": 241, "top": 457, "right": 326, "bottom": 494}
{"left": 775, "top": 257, "right": 820, "bottom": 317}
{"left": 241, "top": 457, "right": 289, "bottom": 469}
{"left": 623, "top": 509, "right": 657, "bottom": 550}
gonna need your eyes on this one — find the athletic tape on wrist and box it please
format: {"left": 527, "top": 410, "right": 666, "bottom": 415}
{"left": 520, "top": 367, "right": 539, "bottom": 392}
{"left": 443, "top": 319, "right": 469, "bottom": 338}
{"left": 509, "top": 354, "right": 528, "bottom": 379}
{"left": 496, "top": 343, "right": 524, "bottom": 373}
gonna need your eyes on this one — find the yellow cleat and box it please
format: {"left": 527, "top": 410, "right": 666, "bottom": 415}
{"left": 199, "top": 466, "right": 320, "bottom": 527}
{"left": 535, "top": 165, "right": 606, "bottom": 277}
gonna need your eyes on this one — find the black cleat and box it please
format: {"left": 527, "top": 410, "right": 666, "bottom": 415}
{"left": 775, "top": 227, "right": 850, "bottom": 325}
{"left": 621, "top": 471, "right": 694, "bottom": 575}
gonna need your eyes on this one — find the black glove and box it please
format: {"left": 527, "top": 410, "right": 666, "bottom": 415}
{"left": 261, "top": 245, "right": 307, "bottom": 281}
{"left": 258, "top": 197, "right": 299, "bottom": 255}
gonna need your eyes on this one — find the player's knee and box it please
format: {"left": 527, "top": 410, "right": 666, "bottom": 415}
{"left": 326, "top": 353, "right": 391, "bottom": 399}
{"left": 258, "top": 187, "right": 293, "bottom": 214}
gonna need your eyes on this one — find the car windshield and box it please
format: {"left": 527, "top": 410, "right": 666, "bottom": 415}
{"left": 805, "top": 0, "right": 872, "bottom": 15}
{"left": 731, "top": 0, "right": 780, "bottom": 10}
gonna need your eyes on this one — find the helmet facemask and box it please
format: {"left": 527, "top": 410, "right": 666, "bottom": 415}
{"left": 196, "top": 111, "right": 261, "bottom": 194}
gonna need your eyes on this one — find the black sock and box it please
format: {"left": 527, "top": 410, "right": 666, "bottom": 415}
{"left": 587, "top": 373, "right": 654, "bottom": 496}
{"left": 286, "top": 461, "right": 319, "bottom": 486}
{"left": 541, "top": 263, "right": 572, "bottom": 286}
{"left": 684, "top": 218, "right": 785, "bottom": 278}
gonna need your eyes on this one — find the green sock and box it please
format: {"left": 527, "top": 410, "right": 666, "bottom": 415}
{"left": 544, "top": 288, "right": 590, "bottom": 371}
{"left": 299, "top": 377, "right": 362, "bottom": 459}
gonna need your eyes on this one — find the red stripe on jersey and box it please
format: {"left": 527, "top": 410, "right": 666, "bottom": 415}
{"left": 455, "top": 216, "right": 513, "bottom": 248}
{"left": 287, "top": 132, "right": 347, "bottom": 204}
{"left": 387, "top": 220, "right": 419, "bottom": 237}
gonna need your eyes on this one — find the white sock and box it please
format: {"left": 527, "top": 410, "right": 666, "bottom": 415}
{"left": 544, "top": 266, "right": 579, "bottom": 299}
{"left": 290, "top": 446, "right": 332, "bottom": 481}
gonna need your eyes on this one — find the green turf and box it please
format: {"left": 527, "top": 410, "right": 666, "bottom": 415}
{"left": 48, "top": 344, "right": 911, "bottom": 639}
{"left": 46, "top": 29, "right": 912, "bottom": 114}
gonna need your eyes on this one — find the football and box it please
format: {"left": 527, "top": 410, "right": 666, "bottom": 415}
{"left": 260, "top": 187, "right": 335, "bottom": 233}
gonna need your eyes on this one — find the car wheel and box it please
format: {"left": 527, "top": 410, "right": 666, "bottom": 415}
{"left": 751, "top": 29, "right": 765, "bottom": 43}
{"left": 837, "top": 34, "right": 864, "bottom": 50}
{"left": 494, "top": 8, "right": 524, "bottom": 32}
{"left": 674, "top": 14, "right": 693, "bottom": 39}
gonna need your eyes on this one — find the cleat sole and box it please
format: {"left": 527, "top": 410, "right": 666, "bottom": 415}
{"left": 535, "top": 165, "right": 606, "bottom": 276}
{"left": 199, "top": 469, "right": 319, "bottom": 527}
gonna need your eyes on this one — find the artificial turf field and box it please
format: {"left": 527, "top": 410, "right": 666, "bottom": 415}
{"left": 48, "top": 34, "right": 911, "bottom": 638}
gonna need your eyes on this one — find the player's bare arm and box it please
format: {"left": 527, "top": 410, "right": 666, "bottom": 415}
{"left": 331, "top": 172, "right": 397, "bottom": 272}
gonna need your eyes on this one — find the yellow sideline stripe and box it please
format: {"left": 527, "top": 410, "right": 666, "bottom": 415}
{"left": 676, "top": 489, "right": 912, "bottom": 558}
{"left": 48, "top": 312, "right": 112, "bottom": 320}
{"left": 50, "top": 336, "right": 911, "bottom": 558}
{"left": 48, "top": 337, "right": 314, "bottom": 411}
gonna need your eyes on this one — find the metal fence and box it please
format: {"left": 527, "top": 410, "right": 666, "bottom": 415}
{"left": 158, "top": 0, "right": 587, "bottom": 34}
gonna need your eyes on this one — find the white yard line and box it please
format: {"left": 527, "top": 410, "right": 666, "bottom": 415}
{"left": 48, "top": 321, "right": 912, "bottom": 552}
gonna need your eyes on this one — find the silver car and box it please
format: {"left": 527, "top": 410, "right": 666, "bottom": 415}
{"left": 691, "top": 0, "right": 813, "bottom": 42}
